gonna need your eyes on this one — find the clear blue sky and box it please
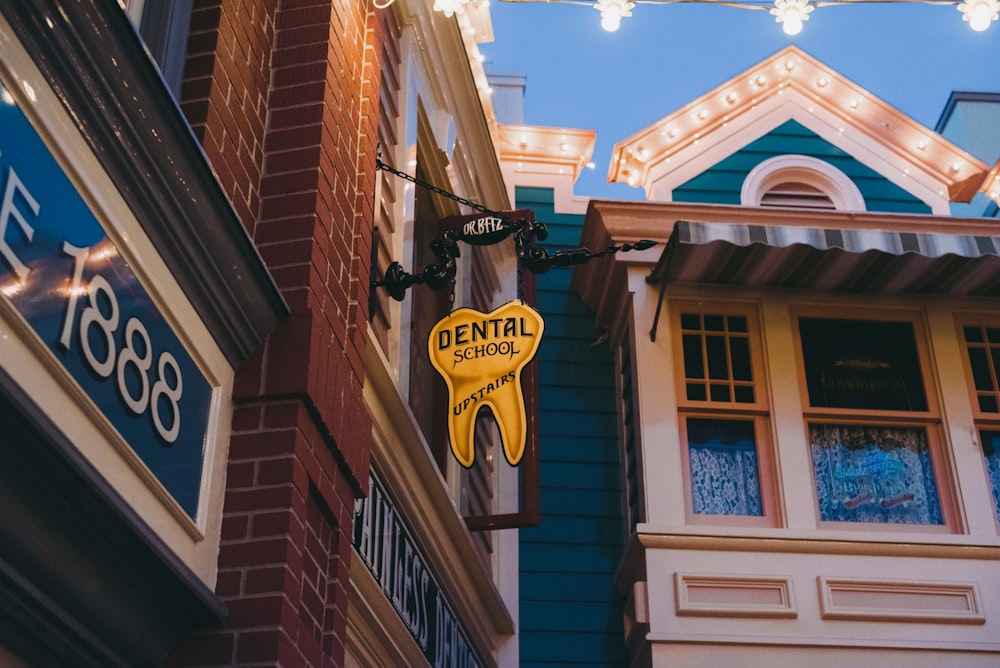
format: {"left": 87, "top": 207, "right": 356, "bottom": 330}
{"left": 481, "top": 1, "right": 1000, "bottom": 199}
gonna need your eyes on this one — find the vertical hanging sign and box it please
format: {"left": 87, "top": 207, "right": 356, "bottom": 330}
{"left": 428, "top": 300, "right": 544, "bottom": 468}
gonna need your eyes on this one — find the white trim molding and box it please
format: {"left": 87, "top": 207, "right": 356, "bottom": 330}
{"left": 818, "top": 576, "right": 985, "bottom": 625}
{"left": 741, "top": 154, "right": 866, "bottom": 211}
{"left": 675, "top": 572, "right": 798, "bottom": 618}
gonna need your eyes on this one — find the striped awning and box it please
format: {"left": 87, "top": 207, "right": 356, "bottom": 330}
{"left": 649, "top": 220, "right": 1000, "bottom": 297}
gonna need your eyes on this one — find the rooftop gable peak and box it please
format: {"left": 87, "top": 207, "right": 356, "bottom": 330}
{"left": 608, "top": 45, "right": 989, "bottom": 205}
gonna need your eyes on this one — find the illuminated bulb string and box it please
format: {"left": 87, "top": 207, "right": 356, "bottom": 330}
{"left": 485, "top": 0, "right": 998, "bottom": 34}
{"left": 369, "top": 0, "right": 996, "bottom": 34}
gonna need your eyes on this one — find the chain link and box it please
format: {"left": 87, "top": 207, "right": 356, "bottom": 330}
{"left": 376, "top": 158, "right": 503, "bottom": 217}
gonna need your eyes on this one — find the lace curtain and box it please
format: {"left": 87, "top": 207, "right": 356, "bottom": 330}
{"left": 810, "top": 424, "right": 942, "bottom": 524}
{"left": 688, "top": 418, "right": 763, "bottom": 516}
{"left": 981, "top": 431, "right": 1000, "bottom": 520}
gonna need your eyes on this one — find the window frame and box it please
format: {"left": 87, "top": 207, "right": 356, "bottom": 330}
{"left": 791, "top": 307, "right": 958, "bottom": 532}
{"left": 119, "top": 0, "right": 193, "bottom": 96}
{"left": 671, "top": 301, "right": 779, "bottom": 527}
{"left": 955, "top": 313, "right": 1000, "bottom": 529}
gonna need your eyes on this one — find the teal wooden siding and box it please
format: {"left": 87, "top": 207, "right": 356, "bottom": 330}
{"left": 672, "top": 120, "right": 931, "bottom": 214}
{"left": 515, "top": 186, "right": 628, "bottom": 667}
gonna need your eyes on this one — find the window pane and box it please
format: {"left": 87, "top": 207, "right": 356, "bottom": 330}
{"left": 980, "top": 430, "right": 1000, "bottom": 520}
{"left": 990, "top": 347, "right": 1000, "bottom": 388}
{"left": 728, "top": 315, "right": 748, "bottom": 333}
{"left": 967, "top": 346, "right": 995, "bottom": 392}
{"left": 964, "top": 325, "right": 984, "bottom": 343}
{"left": 682, "top": 334, "right": 705, "bottom": 379}
{"left": 988, "top": 328, "right": 1000, "bottom": 344}
{"left": 704, "top": 315, "right": 725, "bottom": 331}
{"left": 705, "top": 335, "right": 729, "bottom": 380}
{"left": 686, "top": 418, "right": 762, "bottom": 516}
{"left": 809, "top": 424, "right": 942, "bottom": 525}
{"left": 979, "top": 395, "right": 999, "bottom": 413}
{"left": 730, "top": 336, "right": 752, "bottom": 381}
{"left": 686, "top": 383, "right": 707, "bottom": 401}
{"left": 799, "top": 318, "right": 928, "bottom": 411}
{"left": 710, "top": 384, "right": 731, "bottom": 402}
{"left": 733, "top": 385, "right": 755, "bottom": 404}
{"left": 681, "top": 313, "right": 701, "bottom": 330}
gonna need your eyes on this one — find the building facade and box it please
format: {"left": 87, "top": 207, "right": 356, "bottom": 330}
{"left": 569, "top": 46, "right": 1000, "bottom": 667}
{"left": 0, "top": 0, "right": 520, "bottom": 666}
{"left": 4, "top": 3, "right": 1000, "bottom": 667}
{"left": 0, "top": 1, "right": 285, "bottom": 665}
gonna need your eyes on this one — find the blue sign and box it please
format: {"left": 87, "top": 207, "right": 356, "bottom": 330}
{"left": 0, "top": 87, "right": 212, "bottom": 519}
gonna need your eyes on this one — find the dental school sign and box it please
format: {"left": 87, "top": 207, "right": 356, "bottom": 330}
{"left": 0, "top": 89, "right": 212, "bottom": 519}
{"left": 428, "top": 300, "right": 543, "bottom": 468}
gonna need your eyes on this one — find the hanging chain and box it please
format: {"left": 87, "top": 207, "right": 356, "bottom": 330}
{"left": 376, "top": 158, "right": 503, "bottom": 217}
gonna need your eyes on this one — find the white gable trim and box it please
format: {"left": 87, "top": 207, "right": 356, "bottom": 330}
{"left": 644, "top": 89, "right": 952, "bottom": 215}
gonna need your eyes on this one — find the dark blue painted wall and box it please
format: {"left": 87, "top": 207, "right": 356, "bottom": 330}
{"left": 672, "top": 120, "right": 932, "bottom": 214}
{"left": 516, "top": 186, "right": 628, "bottom": 667}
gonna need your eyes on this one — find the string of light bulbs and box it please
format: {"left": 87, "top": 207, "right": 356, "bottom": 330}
{"left": 417, "top": 0, "right": 999, "bottom": 35}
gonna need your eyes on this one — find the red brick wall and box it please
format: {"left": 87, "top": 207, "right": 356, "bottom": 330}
{"left": 168, "top": 0, "right": 382, "bottom": 664}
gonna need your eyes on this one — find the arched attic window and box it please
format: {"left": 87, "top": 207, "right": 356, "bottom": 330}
{"left": 741, "top": 155, "right": 866, "bottom": 212}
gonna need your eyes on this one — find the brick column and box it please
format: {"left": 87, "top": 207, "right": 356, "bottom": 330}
{"left": 168, "top": 0, "right": 381, "bottom": 665}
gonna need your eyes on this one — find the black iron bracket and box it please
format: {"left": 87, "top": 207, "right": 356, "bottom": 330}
{"left": 372, "top": 159, "right": 655, "bottom": 302}
{"left": 375, "top": 214, "right": 655, "bottom": 301}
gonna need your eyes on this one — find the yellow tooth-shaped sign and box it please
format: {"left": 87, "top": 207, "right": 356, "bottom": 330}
{"left": 428, "top": 300, "right": 544, "bottom": 468}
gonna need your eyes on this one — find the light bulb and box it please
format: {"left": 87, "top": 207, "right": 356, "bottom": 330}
{"left": 959, "top": 0, "right": 1000, "bottom": 31}
{"left": 970, "top": 2, "right": 994, "bottom": 30}
{"left": 601, "top": 12, "right": 622, "bottom": 31}
{"left": 771, "top": 0, "right": 813, "bottom": 35}
{"left": 782, "top": 7, "right": 803, "bottom": 34}
{"left": 594, "top": 0, "right": 634, "bottom": 32}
